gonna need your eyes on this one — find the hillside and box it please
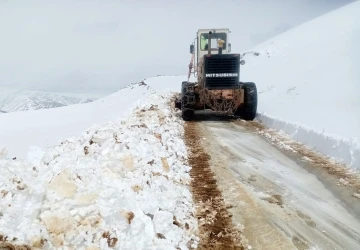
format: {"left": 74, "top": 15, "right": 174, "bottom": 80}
{"left": 241, "top": 1, "right": 360, "bottom": 168}
{"left": 0, "top": 87, "right": 96, "bottom": 112}
{"left": 0, "top": 79, "right": 178, "bottom": 158}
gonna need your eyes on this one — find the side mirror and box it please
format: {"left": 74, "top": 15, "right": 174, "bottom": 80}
{"left": 228, "top": 43, "right": 231, "bottom": 52}
{"left": 190, "top": 44, "right": 194, "bottom": 54}
{"left": 240, "top": 60, "right": 245, "bottom": 65}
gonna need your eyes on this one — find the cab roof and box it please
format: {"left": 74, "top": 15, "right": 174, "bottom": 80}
{"left": 197, "top": 28, "right": 231, "bottom": 34}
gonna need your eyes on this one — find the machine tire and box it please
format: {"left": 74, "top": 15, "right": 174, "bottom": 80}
{"left": 181, "top": 81, "right": 195, "bottom": 121}
{"left": 236, "top": 82, "right": 257, "bottom": 120}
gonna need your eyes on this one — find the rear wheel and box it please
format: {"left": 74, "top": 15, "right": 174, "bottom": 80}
{"left": 235, "top": 82, "right": 257, "bottom": 120}
{"left": 181, "top": 81, "right": 195, "bottom": 121}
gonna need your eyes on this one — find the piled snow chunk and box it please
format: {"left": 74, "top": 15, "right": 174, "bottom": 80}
{"left": 0, "top": 90, "right": 198, "bottom": 249}
{"left": 26, "top": 145, "right": 45, "bottom": 166}
{"left": 257, "top": 113, "right": 360, "bottom": 168}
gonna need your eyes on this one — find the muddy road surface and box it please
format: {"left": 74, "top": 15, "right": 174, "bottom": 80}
{"left": 184, "top": 113, "right": 360, "bottom": 250}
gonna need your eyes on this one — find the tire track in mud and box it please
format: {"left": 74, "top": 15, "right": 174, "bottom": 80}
{"left": 198, "top": 119, "right": 360, "bottom": 249}
{"left": 184, "top": 121, "right": 245, "bottom": 250}
{"left": 195, "top": 122, "right": 296, "bottom": 250}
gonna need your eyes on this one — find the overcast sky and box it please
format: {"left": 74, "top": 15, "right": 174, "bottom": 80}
{"left": 0, "top": 0, "right": 355, "bottom": 96}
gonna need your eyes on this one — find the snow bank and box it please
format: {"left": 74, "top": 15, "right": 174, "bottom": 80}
{"left": 0, "top": 84, "right": 146, "bottom": 159}
{"left": 256, "top": 113, "right": 360, "bottom": 168}
{"left": 0, "top": 77, "right": 199, "bottom": 249}
{"left": 0, "top": 76, "right": 184, "bottom": 159}
{"left": 241, "top": 1, "right": 360, "bottom": 169}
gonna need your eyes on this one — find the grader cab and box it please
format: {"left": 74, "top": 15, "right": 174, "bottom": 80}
{"left": 175, "top": 28, "right": 258, "bottom": 121}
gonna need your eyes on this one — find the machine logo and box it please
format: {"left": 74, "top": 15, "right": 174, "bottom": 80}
{"left": 205, "top": 73, "right": 238, "bottom": 77}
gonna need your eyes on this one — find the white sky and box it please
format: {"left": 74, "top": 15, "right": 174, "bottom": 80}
{"left": 0, "top": 0, "right": 354, "bottom": 96}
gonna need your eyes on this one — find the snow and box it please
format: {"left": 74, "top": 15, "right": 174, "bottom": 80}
{"left": 241, "top": 1, "right": 360, "bottom": 169}
{"left": 1, "top": 1, "right": 359, "bottom": 246}
{"left": 0, "top": 77, "right": 184, "bottom": 159}
{"left": 0, "top": 76, "right": 199, "bottom": 249}
{"left": 0, "top": 84, "right": 146, "bottom": 159}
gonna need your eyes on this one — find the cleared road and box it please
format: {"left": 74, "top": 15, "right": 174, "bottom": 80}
{"left": 190, "top": 115, "right": 360, "bottom": 250}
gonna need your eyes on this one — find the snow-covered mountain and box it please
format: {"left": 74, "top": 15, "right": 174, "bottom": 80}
{"left": 241, "top": 1, "right": 360, "bottom": 168}
{"left": 0, "top": 87, "right": 96, "bottom": 112}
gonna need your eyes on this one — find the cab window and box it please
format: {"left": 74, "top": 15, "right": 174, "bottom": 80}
{"left": 200, "top": 32, "right": 227, "bottom": 51}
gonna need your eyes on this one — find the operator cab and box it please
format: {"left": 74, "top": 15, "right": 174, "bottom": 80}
{"left": 189, "top": 28, "right": 232, "bottom": 64}
{"left": 198, "top": 29, "right": 229, "bottom": 53}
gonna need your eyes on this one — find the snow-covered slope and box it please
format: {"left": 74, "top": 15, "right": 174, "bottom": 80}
{"left": 0, "top": 77, "right": 182, "bottom": 159}
{"left": 0, "top": 87, "right": 96, "bottom": 112}
{"left": 241, "top": 1, "right": 360, "bottom": 169}
{"left": 0, "top": 76, "right": 200, "bottom": 249}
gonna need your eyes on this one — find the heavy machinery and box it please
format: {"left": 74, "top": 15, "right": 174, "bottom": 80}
{"left": 175, "top": 28, "right": 258, "bottom": 121}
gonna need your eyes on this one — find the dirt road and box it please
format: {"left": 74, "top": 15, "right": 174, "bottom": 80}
{"left": 184, "top": 113, "right": 360, "bottom": 250}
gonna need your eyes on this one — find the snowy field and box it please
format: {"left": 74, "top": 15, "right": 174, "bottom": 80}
{"left": 0, "top": 77, "right": 201, "bottom": 249}
{"left": 241, "top": 1, "right": 360, "bottom": 169}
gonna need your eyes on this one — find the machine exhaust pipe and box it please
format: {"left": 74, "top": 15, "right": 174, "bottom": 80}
{"left": 208, "top": 31, "right": 212, "bottom": 55}
{"left": 218, "top": 39, "right": 224, "bottom": 54}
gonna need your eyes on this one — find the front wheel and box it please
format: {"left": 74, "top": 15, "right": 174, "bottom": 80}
{"left": 181, "top": 82, "right": 195, "bottom": 121}
{"left": 235, "top": 82, "right": 257, "bottom": 120}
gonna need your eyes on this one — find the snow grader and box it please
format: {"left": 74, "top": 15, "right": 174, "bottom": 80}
{"left": 175, "top": 28, "right": 258, "bottom": 121}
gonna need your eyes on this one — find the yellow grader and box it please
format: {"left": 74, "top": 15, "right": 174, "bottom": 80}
{"left": 175, "top": 28, "right": 257, "bottom": 121}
